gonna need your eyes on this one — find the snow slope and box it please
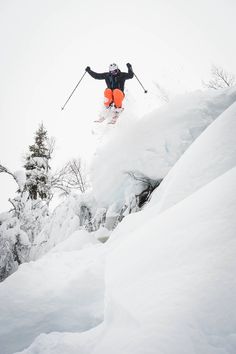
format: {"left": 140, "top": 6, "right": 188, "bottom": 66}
{"left": 96, "top": 166, "right": 236, "bottom": 354}
{"left": 14, "top": 146, "right": 236, "bottom": 353}
{"left": 113, "top": 98, "right": 236, "bottom": 240}
{"left": 91, "top": 87, "right": 236, "bottom": 207}
{"left": 30, "top": 88, "right": 236, "bottom": 259}
{"left": 149, "top": 100, "right": 236, "bottom": 214}
{"left": 0, "top": 87, "right": 235, "bottom": 354}
{"left": 0, "top": 232, "right": 105, "bottom": 354}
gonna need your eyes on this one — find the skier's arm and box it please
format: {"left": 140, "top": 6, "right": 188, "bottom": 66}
{"left": 121, "top": 63, "right": 134, "bottom": 79}
{"left": 86, "top": 67, "right": 106, "bottom": 80}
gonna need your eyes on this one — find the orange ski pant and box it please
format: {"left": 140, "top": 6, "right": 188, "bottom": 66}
{"left": 104, "top": 88, "right": 124, "bottom": 108}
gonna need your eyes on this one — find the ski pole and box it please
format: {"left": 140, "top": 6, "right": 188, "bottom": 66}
{"left": 61, "top": 71, "right": 87, "bottom": 111}
{"left": 133, "top": 72, "right": 148, "bottom": 93}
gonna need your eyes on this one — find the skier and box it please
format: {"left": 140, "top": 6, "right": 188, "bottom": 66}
{"left": 61, "top": 63, "right": 147, "bottom": 113}
{"left": 85, "top": 63, "right": 134, "bottom": 114}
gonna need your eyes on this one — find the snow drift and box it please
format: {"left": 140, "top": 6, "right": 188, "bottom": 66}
{"left": 14, "top": 114, "right": 236, "bottom": 353}
{"left": 95, "top": 166, "right": 236, "bottom": 354}
{"left": 149, "top": 99, "right": 236, "bottom": 214}
{"left": 91, "top": 87, "right": 236, "bottom": 207}
{"left": 0, "top": 87, "right": 235, "bottom": 354}
{"left": 0, "top": 233, "right": 105, "bottom": 354}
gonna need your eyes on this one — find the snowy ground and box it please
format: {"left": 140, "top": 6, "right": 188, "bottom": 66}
{"left": 99, "top": 166, "right": 236, "bottom": 354}
{"left": 0, "top": 232, "right": 105, "bottom": 354}
{"left": 0, "top": 87, "right": 236, "bottom": 354}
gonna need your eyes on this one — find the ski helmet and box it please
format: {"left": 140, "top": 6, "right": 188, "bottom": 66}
{"left": 109, "top": 63, "right": 118, "bottom": 74}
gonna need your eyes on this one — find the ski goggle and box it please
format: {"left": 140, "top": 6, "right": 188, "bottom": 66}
{"left": 110, "top": 69, "right": 118, "bottom": 75}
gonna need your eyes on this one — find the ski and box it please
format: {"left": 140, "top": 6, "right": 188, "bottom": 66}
{"left": 108, "top": 108, "right": 124, "bottom": 124}
{"left": 108, "top": 114, "right": 119, "bottom": 124}
{"left": 93, "top": 107, "right": 123, "bottom": 125}
{"left": 94, "top": 116, "right": 106, "bottom": 123}
{"left": 94, "top": 107, "right": 112, "bottom": 123}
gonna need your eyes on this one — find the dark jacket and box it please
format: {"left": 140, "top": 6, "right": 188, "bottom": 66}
{"left": 87, "top": 67, "right": 134, "bottom": 92}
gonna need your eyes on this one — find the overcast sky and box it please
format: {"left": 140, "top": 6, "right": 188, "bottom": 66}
{"left": 1, "top": 0, "right": 236, "bottom": 212}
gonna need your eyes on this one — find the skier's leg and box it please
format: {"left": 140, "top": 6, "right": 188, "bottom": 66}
{"left": 113, "top": 89, "right": 124, "bottom": 108}
{"left": 104, "top": 88, "right": 113, "bottom": 107}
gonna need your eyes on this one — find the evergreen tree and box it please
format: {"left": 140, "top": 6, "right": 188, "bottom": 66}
{"left": 0, "top": 124, "right": 52, "bottom": 281}
{"left": 24, "top": 124, "right": 51, "bottom": 201}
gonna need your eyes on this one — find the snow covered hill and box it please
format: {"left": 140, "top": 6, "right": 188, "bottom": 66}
{"left": 0, "top": 87, "right": 236, "bottom": 354}
{"left": 31, "top": 87, "right": 236, "bottom": 258}
{"left": 149, "top": 100, "right": 236, "bottom": 214}
{"left": 95, "top": 167, "right": 236, "bottom": 354}
{"left": 91, "top": 87, "right": 236, "bottom": 207}
{"left": 0, "top": 231, "right": 105, "bottom": 354}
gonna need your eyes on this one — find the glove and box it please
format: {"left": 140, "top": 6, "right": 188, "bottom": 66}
{"left": 85, "top": 66, "right": 90, "bottom": 72}
{"left": 126, "top": 63, "right": 132, "bottom": 69}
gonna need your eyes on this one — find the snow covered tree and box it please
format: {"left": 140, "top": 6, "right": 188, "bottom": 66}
{"left": 203, "top": 65, "right": 236, "bottom": 90}
{"left": 0, "top": 161, "right": 49, "bottom": 281}
{"left": 0, "top": 168, "right": 29, "bottom": 281}
{"left": 0, "top": 124, "right": 52, "bottom": 281}
{"left": 0, "top": 183, "right": 49, "bottom": 281}
{"left": 24, "top": 124, "right": 52, "bottom": 201}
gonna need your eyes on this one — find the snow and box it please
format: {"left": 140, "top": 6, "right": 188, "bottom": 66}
{"left": 50, "top": 229, "right": 99, "bottom": 253}
{"left": 30, "top": 195, "right": 85, "bottom": 260}
{"left": 91, "top": 87, "right": 236, "bottom": 207}
{"left": 0, "top": 86, "right": 236, "bottom": 354}
{"left": 28, "top": 157, "right": 47, "bottom": 169}
{"left": 92, "top": 226, "right": 111, "bottom": 243}
{"left": 98, "top": 166, "right": 236, "bottom": 354}
{"left": 17, "top": 166, "right": 236, "bottom": 354}
{"left": 148, "top": 100, "right": 236, "bottom": 214}
{"left": 18, "top": 230, "right": 30, "bottom": 246}
{"left": 0, "top": 241, "right": 105, "bottom": 354}
{"left": 13, "top": 170, "right": 26, "bottom": 191}
{"left": 0, "top": 212, "right": 10, "bottom": 223}
{"left": 14, "top": 326, "right": 104, "bottom": 354}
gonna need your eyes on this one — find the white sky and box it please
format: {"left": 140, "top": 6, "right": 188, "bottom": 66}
{"left": 1, "top": 0, "right": 236, "bottom": 212}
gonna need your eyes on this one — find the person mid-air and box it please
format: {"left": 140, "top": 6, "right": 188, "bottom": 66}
{"left": 85, "top": 63, "right": 134, "bottom": 122}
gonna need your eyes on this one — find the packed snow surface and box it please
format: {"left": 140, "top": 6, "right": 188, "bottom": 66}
{"left": 0, "top": 87, "right": 235, "bottom": 354}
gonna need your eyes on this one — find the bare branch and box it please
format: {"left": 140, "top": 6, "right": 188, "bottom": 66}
{"left": 125, "top": 171, "right": 162, "bottom": 208}
{"left": 51, "top": 158, "right": 89, "bottom": 196}
{"left": 203, "top": 65, "right": 236, "bottom": 90}
{"left": 8, "top": 198, "right": 17, "bottom": 212}
{"left": 125, "top": 171, "right": 161, "bottom": 189}
{"left": 47, "top": 136, "right": 56, "bottom": 159}
{"left": 0, "top": 163, "right": 18, "bottom": 185}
